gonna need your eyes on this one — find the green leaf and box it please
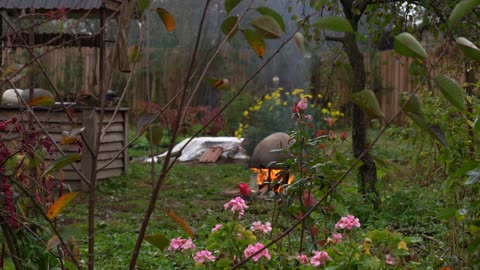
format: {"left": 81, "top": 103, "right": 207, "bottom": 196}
{"left": 221, "top": 16, "right": 239, "bottom": 41}
{"left": 42, "top": 154, "right": 81, "bottom": 177}
{"left": 434, "top": 74, "right": 466, "bottom": 111}
{"left": 437, "top": 207, "right": 457, "bottom": 220}
{"left": 250, "top": 15, "right": 282, "bottom": 39}
{"left": 456, "top": 208, "right": 468, "bottom": 221}
{"left": 456, "top": 37, "right": 480, "bottom": 62}
{"left": 404, "top": 236, "right": 423, "bottom": 244}
{"left": 467, "top": 237, "right": 480, "bottom": 254}
{"left": 350, "top": 89, "right": 385, "bottom": 119}
{"left": 474, "top": 118, "right": 480, "bottom": 133}
{"left": 449, "top": 0, "right": 480, "bottom": 26}
{"left": 314, "top": 0, "right": 328, "bottom": 9}
{"left": 256, "top": 6, "right": 286, "bottom": 32}
{"left": 405, "top": 112, "right": 448, "bottom": 147}
{"left": 47, "top": 225, "right": 80, "bottom": 250}
{"left": 145, "top": 125, "right": 163, "bottom": 146}
{"left": 156, "top": 8, "right": 175, "bottom": 32}
{"left": 0, "top": 64, "right": 23, "bottom": 80}
{"left": 312, "top": 16, "right": 354, "bottom": 33}
{"left": 145, "top": 234, "right": 169, "bottom": 251}
{"left": 393, "top": 32, "right": 427, "bottom": 59}
{"left": 225, "top": 0, "right": 241, "bottom": 14}
{"left": 128, "top": 45, "right": 143, "bottom": 63}
{"left": 136, "top": 0, "right": 151, "bottom": 14}
{"left": 400, "top": 93, "right": 423, "bottom": 115}
{"left": 241, "top": 29, "right": 265, "bottom": 59}
{"left": 466, "top": 168, "right": 480, "bottom": 185}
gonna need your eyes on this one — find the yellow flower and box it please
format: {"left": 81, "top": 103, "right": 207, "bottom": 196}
{"left": 283, "top": 101, "right": 287, "bottom": 106}
{"left": 292, "top": 88, "right": 304, "bottom": 96}
{"left": 243, "top": 111, "right": 249, "bottom": 117}
{"left": 397, "top": 240, "right": 408, "bottom": 251}
{"left": 327, "top": 102, "right": 332, "bottom": 108}
{"left": 363, "top": 238, "right": 373, "bottom": 255}
{"left": 317, "top": 94, "right": 323, "bottom": 98}
{"left": 322, "top": 108, "right": 329, "bottom": 114}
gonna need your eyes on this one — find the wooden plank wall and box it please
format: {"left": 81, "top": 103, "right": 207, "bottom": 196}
{"left": 0, "top": 106, "right": 128, "bottom": 189}
{"left": 3, "top": 47, "right": 451, "bottom": 124}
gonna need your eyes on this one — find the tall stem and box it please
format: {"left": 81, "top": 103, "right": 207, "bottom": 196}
{"left": 128, "top": 1, "right": 211, "bottom": 268}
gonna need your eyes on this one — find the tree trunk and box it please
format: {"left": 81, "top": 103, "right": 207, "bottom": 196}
{"left": 343, "top": 31, "right": 380, "bottom": 209}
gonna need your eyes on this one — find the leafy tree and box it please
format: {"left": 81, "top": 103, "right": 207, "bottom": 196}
{"left": 290, "top": 0, "right": 480, "bottom": 208}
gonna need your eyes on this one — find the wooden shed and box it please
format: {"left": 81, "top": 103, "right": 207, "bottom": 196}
{"left": 0, "top": 105, "right": 128, "bottom": 189}
{"left": 0, "top": 0, "right": 130, "bottom": 189}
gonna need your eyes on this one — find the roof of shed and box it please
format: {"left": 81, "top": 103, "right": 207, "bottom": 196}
{"left": 0, "top": 0, "right": 121, "bottom": 11}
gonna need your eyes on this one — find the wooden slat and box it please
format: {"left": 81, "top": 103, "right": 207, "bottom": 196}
{"left": 101, "top": 122, "right": 124, "bottom": 132}
{"left": 96, "top": 159, "right": 124, "bottom": 169}
{"left": 54, "top": 151, "right": 123, "bottom": 162}
{"left": 100, "top": 132, "right": 124, "bottom": 143}
{"left": 63, "top": 168, "right": 124, "bottom": 180}
{"left": 98, "top": 141, "right": 124, "bottom": 152}
{"left": 199, "top": 147, "right": 223, "bottom": 163}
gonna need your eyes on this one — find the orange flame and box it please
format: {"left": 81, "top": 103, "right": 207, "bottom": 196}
{"left": 251, "top": 168, "right": 295, "bottom": 192}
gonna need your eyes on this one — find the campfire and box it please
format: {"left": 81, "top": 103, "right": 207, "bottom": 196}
{"left": 251, "top": 168, "right": 295, "bottom": 193}
{"left": 248, "top": 132, "right": 294, "bottom": 193}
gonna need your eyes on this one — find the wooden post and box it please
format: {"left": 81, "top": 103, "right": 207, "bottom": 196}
{"left": 0, "top": 11, "right": 3, "bottom": 69}
{"left": 99, "top": 7, "right": 105, "bottom": 97}
{"left": 29, "top": 8, "right": 35, "bottom": 104}
{"left": 123, "top": 109, "right": 129, "bottom": 174}
{"left": 81, "top": 109, "right": 98, "bottom": 191}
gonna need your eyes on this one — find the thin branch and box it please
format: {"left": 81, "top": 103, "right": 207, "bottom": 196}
{"left": 325, "top": 35, "right": 345, "bottom": 44}
{"left": 128, "top": 0, "right": 213, "bottom": 268}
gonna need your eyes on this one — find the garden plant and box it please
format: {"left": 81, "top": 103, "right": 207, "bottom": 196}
{"left": 1, "top": 0, "right": 480, "bottom": 269}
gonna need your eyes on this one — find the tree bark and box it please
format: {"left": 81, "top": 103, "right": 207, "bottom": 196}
{"left": 340, "top": 0, "right": 380, "bottom": 208}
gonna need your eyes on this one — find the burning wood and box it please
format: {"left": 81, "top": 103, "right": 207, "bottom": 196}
{"left": 251, "top": 168, "right": 295, "bottom": 194}
{"left": 248, "top": 132, "right": 295, "bottom": 195}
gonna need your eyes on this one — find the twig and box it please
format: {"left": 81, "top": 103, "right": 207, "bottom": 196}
{"left": 128, "top": 0, "right": 214, "bottom": 268}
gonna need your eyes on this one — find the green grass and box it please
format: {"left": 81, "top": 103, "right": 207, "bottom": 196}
{"left": 63, "top": 161, "right": 255, "bottom": 269}
{"left": 47, "top": 126, "right": 453, "bottom": 269}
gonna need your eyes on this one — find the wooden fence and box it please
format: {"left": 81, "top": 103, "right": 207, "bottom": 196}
{"left": 2, "top": 46, "right": 456, "bottom": 124}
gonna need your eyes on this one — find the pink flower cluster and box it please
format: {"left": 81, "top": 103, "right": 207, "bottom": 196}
{"left": 296, "top": 254, "right": 309, "bottom": 265}
{"left": 296, "top": 250, "right": 332, "bottom": 266}
{"left": 335, "top": 214, "right": 361, "bottom": 230}
{"left": 330, "top": 233, "right": 343, "bottom": 244}
{"left": 224, "top": 196, "right": 248, "bottom": 217}
{"left": 292, "top": 98, "right": 308, "bottom": 113}
{"left": 194, "top": 250, "right": 216, "bottom": 264}
{"left": 243, "top": 242, "right": 271, "bottom": 262}
{"left": 250, "top": 221, "right": 272, "bottom": 234}
{"left": 310, "top": 251, "right": 333, "bottom": 266}
{"left": 168, "top": 237, "right": 196, "bottom": 252}
{"left": 211, "top": 224, "right": 222, "bottom": 233}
